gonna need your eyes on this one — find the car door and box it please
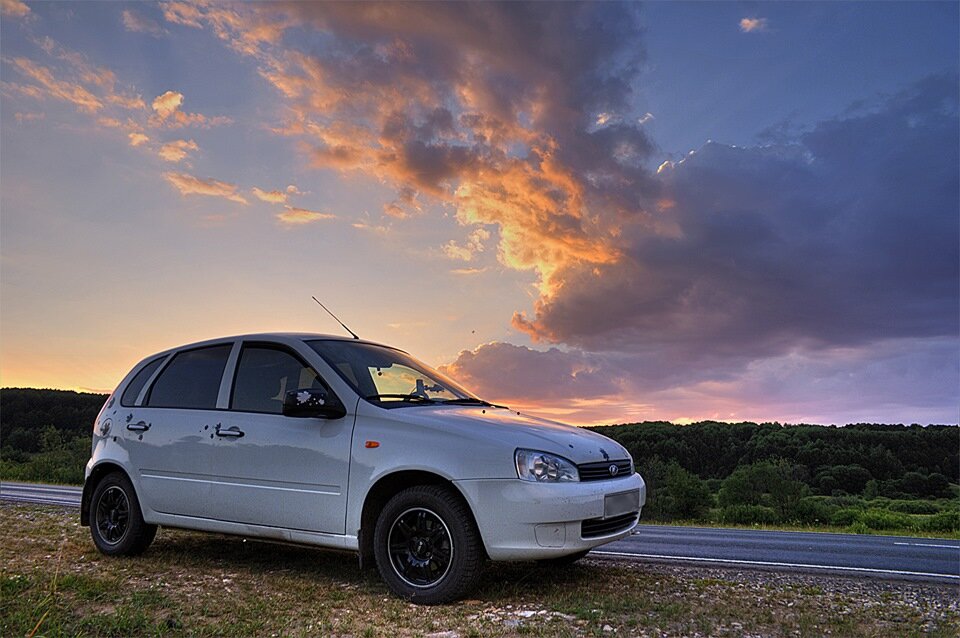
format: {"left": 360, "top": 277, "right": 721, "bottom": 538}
{"left": 127, "top": 342, "right": 234, "bottom": 519}
{"left": 205, "top": 341, "right": 354, "bottom": 534}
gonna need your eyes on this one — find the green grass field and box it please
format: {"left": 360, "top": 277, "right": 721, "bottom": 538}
{"left": 2, "top": 503, "right": 958, "bottom": 637}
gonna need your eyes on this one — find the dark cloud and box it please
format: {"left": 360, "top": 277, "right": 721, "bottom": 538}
{"left": 516, "top": 74, "right": 960, "bottom": 365}
{"left": 439, "top": 341, "right": 622, "bottom": 403}
{"left": 446, "top": 337, "right": 958, "bottom": 425}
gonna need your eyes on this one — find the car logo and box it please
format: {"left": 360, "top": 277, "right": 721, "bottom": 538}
{"left": 609, "top": 464, "right": 619, "bottom": 476}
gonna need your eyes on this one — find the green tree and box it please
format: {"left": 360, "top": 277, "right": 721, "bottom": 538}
{"left": 719, "top": 460, "right": 810, "bottom": 521}
{"left": 661, "top": 463, "right": 713, "bottom": 520}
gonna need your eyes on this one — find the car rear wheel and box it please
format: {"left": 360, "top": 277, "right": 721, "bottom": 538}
{"left": 373, "top": 485, "right": 484, "bottom": 604}
{"left": 90, "top": 472, "right": 156, "bottom": 556}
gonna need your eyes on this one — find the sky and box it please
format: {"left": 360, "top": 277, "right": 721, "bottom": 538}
{"left": 1, "top": 1, "right": 957, "bottom": 426}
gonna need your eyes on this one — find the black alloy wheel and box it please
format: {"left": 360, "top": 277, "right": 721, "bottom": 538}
{"left": 374, "top": 485, "right": 484, "bottom": 604}
{"left": 95, "top": 485, "right": 130, "bottom": 545}
{"left": 89, "top": 471, "right": 157, "bottom": 556}
{"left": 387, "top": 507, "right": 454, "bottom": 587}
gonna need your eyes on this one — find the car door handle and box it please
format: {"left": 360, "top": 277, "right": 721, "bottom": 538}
{"left": 126, "top": 421, "right": 150, "bottom": 432}
{"left": 215, "top": 425, "right": 244, "bottom": 438}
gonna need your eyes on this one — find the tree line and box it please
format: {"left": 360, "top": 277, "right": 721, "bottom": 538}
{"left": 1, "top": 388, "right": 957, "bottom": 533}
{"left": 592, "top": 421, "right": 959, "bottom": 532}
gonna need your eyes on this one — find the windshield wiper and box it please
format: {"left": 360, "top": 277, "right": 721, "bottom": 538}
{"left": 441, "top": 397, "right": 494, "bottom": 406}
{"left": 365, "top": 393, "right": 437, "bottom": 404}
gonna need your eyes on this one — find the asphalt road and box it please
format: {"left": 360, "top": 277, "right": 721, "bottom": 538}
{"left": 2, "top": 480, "right": 82, "bottom": 507}
{"left": 599, "top": 525, "right": 959, "bottom": 583}
{"left": 3, "top": 481, "right": 958, "bottom": 583}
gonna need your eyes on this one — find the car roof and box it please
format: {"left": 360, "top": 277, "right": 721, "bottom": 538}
{"left": 146, "top": 332, "right": 400, "bottom": 359}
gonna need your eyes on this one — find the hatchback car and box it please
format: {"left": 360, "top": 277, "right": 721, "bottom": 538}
{"left": 82, "top": 333, "right": 645, "bottom": 603}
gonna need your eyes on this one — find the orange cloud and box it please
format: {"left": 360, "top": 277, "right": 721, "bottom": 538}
{"left": 34, "top": 36, "right": 146, "bottom": 110}
{"left": 161, "top": 1, "right": 289, "bottom": 57}
{"left": 150, "top": 89, "right": 230, "bottom": 129}
{"left": 193, "top": 4, "right": 635, "bottom": 300}
{"left": 8, "top": 57, "right": 103, "bottom": 112}
{"left": 152, "top": 90, "right": 183, "bottom": 120}
{"left": 14, "top": 111, "right": 44, "bottom": 124}
{"left": 158, "top": 139, "right": 198, "bottom": 162}
{"left": 165, "top": 3, "right": 648, "bottom": 310}
{"left": 1, "top": 81, "right": 44, "bottom": 101}
{"left": 739, "top": 17, "right": 769, "bottom": 33}
{"left": 128, "top": 132, "right": 149, "bottom": 147}
{"left": 252, "top": 187, "right": 289, "bottom": 203}
{"left": 163, "top": 172, "right": 248, "bottom": 204}
{"left": 0, "top": 0, "right": 30, "bottom": 18}
{"left": 443, "top": 228, "right": 490, "bottom": 262}
{"left": 121, "top": 9, "right": 167, "bottom": 37}
{"left": 276, "top": 206, "right": 336, "bottom": 224}
{"left": 161, "top": 1, "right": 204, "bottom": 28}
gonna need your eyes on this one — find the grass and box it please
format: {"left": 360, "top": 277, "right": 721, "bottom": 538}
{"left": 2, "top": 503, "right": 958, "bottom": 637}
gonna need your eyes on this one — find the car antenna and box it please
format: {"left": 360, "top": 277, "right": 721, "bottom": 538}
{"left": 312, "top": 296, "right": 360, "bottom": 339}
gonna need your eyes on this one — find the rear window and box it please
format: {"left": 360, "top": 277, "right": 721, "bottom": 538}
{"left": 120, "top": 356, "right": 165, "bottom": 407}
{"left": 146, "top": 345, "right": 231, "bottom": 409}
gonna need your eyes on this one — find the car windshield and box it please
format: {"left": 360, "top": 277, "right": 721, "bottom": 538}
{"left": 307, "top": 339, "right": 480, "bottom": 405}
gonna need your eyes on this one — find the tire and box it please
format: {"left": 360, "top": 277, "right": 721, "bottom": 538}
{"left": 90, "top": 472, "right": 157, "bottom": 556}
{"left": 537, "top": 549, "right": 590, "bottom": 567}
{"left": 373, "top": 485, "right": 484, "bottom": 604}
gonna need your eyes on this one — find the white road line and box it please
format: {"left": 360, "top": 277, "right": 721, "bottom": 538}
{"left": 893, "top": 542, "right": 960, "bottom": 549}
{"left": 590, "top": 550, "right": 960, "bottom": 580}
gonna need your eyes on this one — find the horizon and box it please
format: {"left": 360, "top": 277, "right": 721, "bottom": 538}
{"left": 1, "top": 2, "right": 958, "bottom": 426}
{"left": 2, "top": 386, "right": 957, "bottom": 430}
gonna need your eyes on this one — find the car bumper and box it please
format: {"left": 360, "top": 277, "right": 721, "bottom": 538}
{"left": 454, "top": 473, "right": 646, "bottom": 560}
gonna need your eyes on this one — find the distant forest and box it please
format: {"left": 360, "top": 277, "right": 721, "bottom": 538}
{"left": 593, "top": 421, "right": 958, "bottom": 533}
{"left": 594, "top": 420, "right": 959, "bottom": 494}
{"left": 2, "top": 388, "right": 958, "bottom": 533}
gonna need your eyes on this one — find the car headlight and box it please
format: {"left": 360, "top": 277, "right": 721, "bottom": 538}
{"left": 515, "top": 449, "right": 579, "bottom": 483}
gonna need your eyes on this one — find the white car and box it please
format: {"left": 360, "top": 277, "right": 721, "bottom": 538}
{"left": 82, "top": 333, "right": 645, "bottom": 603}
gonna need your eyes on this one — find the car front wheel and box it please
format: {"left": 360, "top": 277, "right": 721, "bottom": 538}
{"left": 90, "top": 472, "right": 156, "bottom": 556}
{"left": 373, "top": 485, "right": 484, "bottom": 604}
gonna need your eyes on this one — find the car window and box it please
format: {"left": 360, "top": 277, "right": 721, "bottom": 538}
{"left": 120, "top": 356, "right": 165, "bottom": 407}
{"left": 308, "top": 339, "right": 474, "bottom": 402}
{"left": 145, "top": 345, "right": 231, "bottom": 409}
{"left": 231, "top": 345, "right": 326, "bottom": 414}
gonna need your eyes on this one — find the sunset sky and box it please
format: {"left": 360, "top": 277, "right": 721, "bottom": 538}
{"left": 1, "top": 1, "right": 957, "bottom": 425}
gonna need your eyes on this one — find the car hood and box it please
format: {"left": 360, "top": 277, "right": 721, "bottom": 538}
{"left": 382, "top": 404, "right": 631, "bottom": 465}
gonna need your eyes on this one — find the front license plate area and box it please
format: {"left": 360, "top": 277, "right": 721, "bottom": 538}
{"left": 604, "top": 489, "right": 640, "bottom": 519}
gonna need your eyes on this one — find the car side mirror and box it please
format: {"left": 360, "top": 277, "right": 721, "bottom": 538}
{"left": 282, "top": 389, "right": 346, "bottom": 419}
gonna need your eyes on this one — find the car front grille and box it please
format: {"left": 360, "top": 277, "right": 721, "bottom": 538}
{"left": 581, "top": 511, "right": 639, "bottom": 539}
{"left": 577, "top": 459, "right": 632, "bottom": 482}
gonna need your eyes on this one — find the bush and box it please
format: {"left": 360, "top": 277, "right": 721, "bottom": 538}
{"left": 814, "top": 464, "right": 872, "bottom": 495}
{"left": 888, "top": 500, "right": 940, "bottom": 515}
{"left": 661, "top": 463, "right": 713, "bottom": 520}
{"left": 830, "top": 508, "right": 862, "bottom": 526}
{"left": 889, "top": 472, "right": 952, "bottom": 498}
{"left": 920, "top": 511, "right": 960, "bottom": 533}
{"left": 858, "top": 509, "right": 913, "bottom": 531}
{"left": 0, "top": 436, "right": 88, "bottom": 485}
{"left": 718, "top": 505, "right": 779, "bottom": 525}
{"left": 789, "top": 497, "right": 836, "bottom": 524}
{"left": 642, "top": 457, "right": 713, "bottom": 520}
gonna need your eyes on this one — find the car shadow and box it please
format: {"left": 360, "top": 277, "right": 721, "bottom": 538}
{"left": 142, "top": 527, "right": 599, "bottom": 602}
